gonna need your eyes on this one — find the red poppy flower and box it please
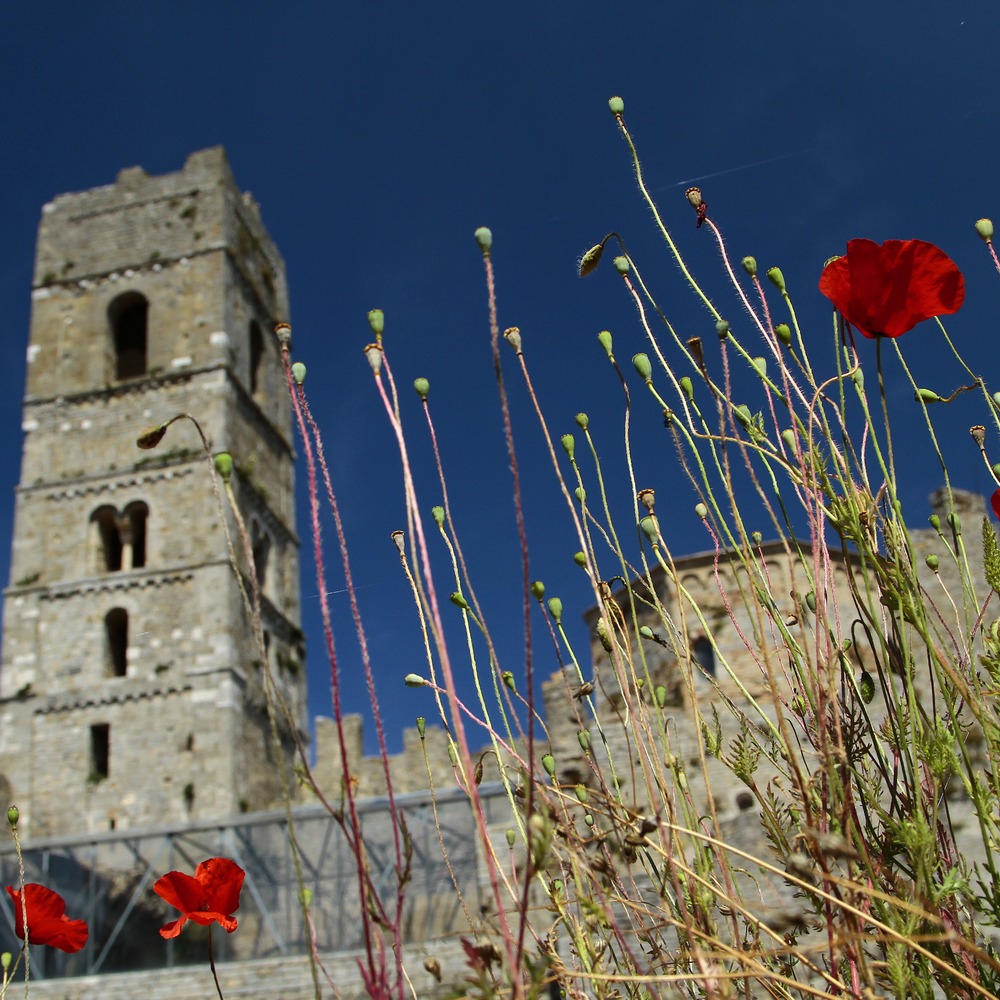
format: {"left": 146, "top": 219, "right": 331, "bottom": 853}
{"left": 992, "top": 490, "right": 1000, "bottom": 522}
{"left": 5, "top": 883, "right": 89, "bottom": 953}
{"left": 153, "top": 857, "right": 245, "bottom": 939}
{"left": 818, "top": 238, "right": 965, "bottom": 339}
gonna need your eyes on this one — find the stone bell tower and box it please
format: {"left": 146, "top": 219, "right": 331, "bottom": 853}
{"left": 0, "top": 148, "right": 306, "bottom": 838}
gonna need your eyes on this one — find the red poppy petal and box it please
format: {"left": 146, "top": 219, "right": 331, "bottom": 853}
{"left": 187, "top": 911, "right": 239, "bottom": 933}
{"left": 159, "top": 915, "right": 187, "bottom": 939}
{"left": 194, "top": 858, "right": 244, "bottom": 917}
{"left": 8, "top": 884, "right": 88, "bottom": 953}
{"left": 992, "top": 490, "right": 1000, "bottom": 522}
{"left": 154, "top": 871, "right": 206, "bottom": 915}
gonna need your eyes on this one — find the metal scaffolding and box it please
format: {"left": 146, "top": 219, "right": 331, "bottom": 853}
{"left": 0, "top": 784, "right": 500, "bottom": 980}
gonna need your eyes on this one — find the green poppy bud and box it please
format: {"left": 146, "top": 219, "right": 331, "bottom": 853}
{"left": 639, "top": 625, "right": 654, "bottom": 640}
{"left": 291, "top": 362, "right": 307, "bottom": 384}
{"left": 859, "top": 671, "right": 875, "bottom": 705}
{"left": 976, "top": 218, "right": 995, "bottom": 242}
{"left": 431, "top": 505, "right": 445, "bottom": 526}
{"left": 575, "top": 784, "right": 588, "bottom": 803}
{"left": 547, "top": 597, "right": 563, "bottom": 624}
{"left": 575, "top": 486, "right": 586, "bottom": 503}
{"left": 367, "top": 309, "right": 384, "bottom": 337}
{"left": 450, "top": 591, "right": 470, "bottom": 610}
{"left": 502, "top": 671, "right": 516, "bottom": 692}
{"left": 774, "top": 323, "right": 792, "bottom": 346}
{"left": 413, "top": 377, "right": 430, "bottom": 400}
{"left": 766, "top": 266, "right": 786, "bottom": 292}
{"left": 404, "top": 673, "right": 428, "bottom": 687}
{"left": 541, "top": 754, "right": 557, "bottom": 777}
{"left": 715, "top": 318, "right": 730, "bottom": 339}
{"left": 505, "top": 828, "right": 516, "bottom": 849}
{"left": 639, "top": 514, "right": 660, "bottom": 543}
{"left": 925, "top": 554, "right": 939, "bottom": 572}
{"left": 781, "top": 428, "right": 797, "bottom": 451}
{"left": 573, "top": 551, "right": 587, "bottom": 567}
{"left": 584, "top": 813, "right": 594, "bottom": 827}
{"left": 575, "top": 412, "right": 589, "bottom": 429}
{"left": 474, "top": 227, "right": 493, "bottom": 252}
{"left": 752, "top": 357, "right": 767, "bottom": 378}
{"left": 214, "top": 452, "right": 233, "bottom": 481}
{"left": 577, "top": 729, "right": 592, "bottom": 752}
{"left": 597, "top": 330, "right": 614, "bottom": 357}
{"left": 852, "top": 368, "right": 865, "bottom": 389}
{"left": 947, "top": 512, "right": 961, "bottom": 533}
{"left": 578, "top": 242, "right": 604, "bottom": 277}
{"left": 6, "top": 805, "right": 18, "bottom": 829}
{"left": 679, "top": 376, "right": 694, "bottom": 402}
{"left": 654, "top": 684, "right": 668, "bottom": 708}
{"left": 915, "top": 388, "right": 942, "bottom": 403}
{"left": 561, "top": 434, "right": 575, "bottom": 459}
{"left": 929, "top": 514, "right": 941, "bottom": 531}
{"left": 447, "top": 742, "right": 458, "bottom": 765}
{"left": 416, "top": 716, "right": 426, "bottom": 738}
{"left": 804, "top": 591, "right": 817, "bottom": 612}
{"left": 530, "top": 580, "right": 545, "bottom": 599}
{"left": 613, "top": 256, "right": 630, "bottom": 275}
{"left": 608, "top": 95, "right": 624, "bottom": 115}
{"left": 632, "top": 353, "right": 652, "bottom": 380}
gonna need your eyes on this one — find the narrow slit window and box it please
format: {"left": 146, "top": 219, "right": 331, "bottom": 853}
{"left": 109, "top": 291, "right": 148, "bottom": 380}
{"left": 90, "top": 724, "right": 110, "bottom": 779}
{"left": 691, "top": 636, "right": 716, "bottom": 677}
{"left": 249, "top": 320, "right": 264, "bottom": 395}
{"left": 105, "top": 607, "right": 128, "bottom": 677}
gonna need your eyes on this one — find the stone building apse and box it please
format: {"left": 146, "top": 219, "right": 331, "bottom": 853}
{"left": 0, "top": 148, "right": 307, "bottom": 840}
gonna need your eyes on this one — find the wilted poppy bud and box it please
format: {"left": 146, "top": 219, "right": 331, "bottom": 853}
{"left": 214, "top": 452, "right": 233, "bottom": 481}
{"left": 685, "top": 187, "right": 704, "bottom": 209}
{"left": 742, "top": 256, "right": 758, "bottom": 277}
{"left": 474, "top": 227, "right": 493, "bottom": 253}
{"left": 608, "top": 95, "right": 624, "bottom": 115}
{"left": 530, "top": 580, "right": 545, "bottom": 599}
{"left": 367, "top": 309, "right": 384, "bottom": 337}
{"left": 637, "top": 488, "right": 655, "bottom": 512}
{"left": 578, "top": 242, "right": 604, "bottom": 277}
{"left": 613, "top": 256, "right": 630, "bottom": 275}
{"left": 274, "top": 322, "right": 292, "bottom": 347}
{"left": 391, "top": 530, "right": 405, "bottom": 555}
{"left": 503, "top": 327, "right": 522, "bottom": 352}
{"left": 291, "top": 362, "right": 306, "bottom": 384}
{"left": 363, "top": 342, "right": 383, "bottom": 375}
{"left": 632, "top": 353, "right": 652, "bottom": 380}
{"left": 413, "top": 377, "right": 429, "bottom": 400}
{"left": 561, "top": 434, "right": 575, "bottom": 459}
{"left": 597, "top": 330, "right": 613, "bottom": 357}
{"left": 404, "top": 673, "right": 428, "bottom": 687}
{"left": 970, "top": 425, "right": 986, "bottom": 448}
{"left": 976, "top": 218, "right": 995, "bottom": 242}
{"left": 416, "top": 716, "right": 426, "bottom": 738}
{"left": 925, "top": 554, "right": 940, "bottom": 572}
{"left": 547, "top": 597, "right": 563, "bottom": 624}
{"left": 137, "top": 424, "right": 168, "bottom": 450}
{"left": 6, "top": 805, "right": 18, "bottom": 829}
{"left": 775, "top": 323, "right": 792, "bottom": 346}
{"left": 766, "top": 266, "right": 786, "bottom": 292}
{"left": 424, "top": 957, "right": 442, "bottom": 983}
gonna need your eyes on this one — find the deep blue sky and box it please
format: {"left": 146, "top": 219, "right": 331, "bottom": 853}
{"left": 2, "top": 4, "right": 998, "bottom": 754}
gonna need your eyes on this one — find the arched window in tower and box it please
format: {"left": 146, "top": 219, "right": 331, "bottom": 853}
{"left": 251, "top": 518, "right": 271, "bottom": 592}
{"left": 249, "top": 319, "right": 265, "bottom": 395}
{"left": 108, "top": 291, "right": 148, "bottom": 380}
{"left": 691, "top": 635, "right": 716, "bottom": 678}
{"left": 122, "top": 501, "right": 148, "bottom": 569}
{"left": 105, "top": 608, "right": 128, "bottom": 677}
{"left": 91, "top": 506, "right": 122, "bottom": 572}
